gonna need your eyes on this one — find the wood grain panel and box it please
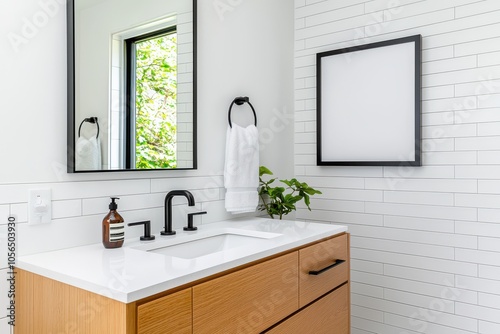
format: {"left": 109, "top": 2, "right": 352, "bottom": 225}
{"left": 137, "top": 288, "right": 192, "bottom": 334}
{"left": 266, "top": 283, "right": 349, "bottom": 334}
{"left": 15, "top": 270, "right": 134, "bottom": 334}
{"left": 193, "top": 252, "right": 299, "bottom": 334}
{"left": 299, "top": 233, "right": 348, "bottom": 307}
{"left": 15, "top": 269, "right": 33, "bottom": 334}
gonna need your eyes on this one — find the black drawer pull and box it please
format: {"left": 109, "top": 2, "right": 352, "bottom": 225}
{"left": 308, "top": 259, "right": 346, "bottom": 276}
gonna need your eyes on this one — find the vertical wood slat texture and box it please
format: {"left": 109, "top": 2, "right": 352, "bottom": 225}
{"left": 15, "top": 269, "right": 135, "bottom": 334}
{"left": 299, "top": 233, "right": 349, "bottom": 308}
{"left": 192, "top": 252, "right": 299, "bottom": 334}
{"left": 265, "top": 283, "right": 349, "bottom": 334}
{"left": 15, "top": 269, "right": 33, "bottom": 334}
{"left": 137, "top": 288, "right": 192, "bottom": 334}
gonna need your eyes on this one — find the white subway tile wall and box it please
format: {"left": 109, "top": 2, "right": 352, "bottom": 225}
{"left": 0, "top": 177, "right": 253, "bottom": 256}
{"left": 295, "top": 0, "right": 500, "bottom": 332}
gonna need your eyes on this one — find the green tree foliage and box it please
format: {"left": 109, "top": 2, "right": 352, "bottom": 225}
{"left": 258, "top": 166, "right": 322, "bottom": 220}
{"left": 135, "top": 33, "right": 177, "bottom": 169}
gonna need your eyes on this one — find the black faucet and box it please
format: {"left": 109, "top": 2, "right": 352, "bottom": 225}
{"left": 161, "top": 190, "right": 195, "bottom": 236}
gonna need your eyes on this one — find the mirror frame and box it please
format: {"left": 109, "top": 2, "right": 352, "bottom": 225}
{"left": 67, "top": 0, "right": 198, "bottom": 173}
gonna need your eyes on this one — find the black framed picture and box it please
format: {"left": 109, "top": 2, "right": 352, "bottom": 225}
{"left": 316, "top": 35, "right": 421, "bottom": 166}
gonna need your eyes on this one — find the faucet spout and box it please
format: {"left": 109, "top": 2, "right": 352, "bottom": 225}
{"left": 161, "top": 190, "right": 196, "bottom": 236}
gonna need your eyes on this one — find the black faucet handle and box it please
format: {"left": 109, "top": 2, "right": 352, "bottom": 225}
{"left": 184, "top": 211, "right": 207, "bottom": 231}
{"left": 128, "top": 220, "right": 155, "bottom": 241}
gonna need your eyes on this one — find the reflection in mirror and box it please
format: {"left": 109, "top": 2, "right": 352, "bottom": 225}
{"left": 67, "top": 0, "right": 197, "bottom": 172}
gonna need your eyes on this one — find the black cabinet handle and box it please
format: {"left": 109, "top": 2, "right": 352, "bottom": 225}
{"left": 308, "top": 259, "right": 346, "bottom": 276}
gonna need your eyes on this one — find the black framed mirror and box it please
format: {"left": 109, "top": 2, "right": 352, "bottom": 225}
{"left": 67, "top": 0, "right": 197, "bottom": 173}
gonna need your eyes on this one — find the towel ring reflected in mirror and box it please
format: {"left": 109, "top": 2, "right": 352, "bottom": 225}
{"left": 228, "top": 96, "right": 258, "bottom": 128}
{"left": 78, "top": 117, "right": 100, "bottom": 139}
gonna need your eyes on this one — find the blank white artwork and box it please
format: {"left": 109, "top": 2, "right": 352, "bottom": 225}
{"left": 320, "top": 41, "right": 416, "bottom": 163}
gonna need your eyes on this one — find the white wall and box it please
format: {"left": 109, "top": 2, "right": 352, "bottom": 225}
{"left": 294, "top": 0, "right": 500, "bottom": 333}
{"left": 0, "top": 0, "right": 294, "bottom": 330}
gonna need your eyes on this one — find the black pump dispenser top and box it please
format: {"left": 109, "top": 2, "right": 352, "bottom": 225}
{"left": 109, "top": 197, "right": 120, "bottom": 210}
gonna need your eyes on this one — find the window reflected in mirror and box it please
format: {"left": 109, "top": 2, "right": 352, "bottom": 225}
{"left": 133, "top": 30, "right": 177, "bottom": 169}
{"left": 122, "top": 27, "right": 178, "bottom": 169}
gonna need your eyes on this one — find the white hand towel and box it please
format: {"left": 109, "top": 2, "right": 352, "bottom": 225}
{"left": 224, "top": 124, "right": 259, "bottom": 213}
{"left": 76, "top": 135, "right": 102, "bottom": 170}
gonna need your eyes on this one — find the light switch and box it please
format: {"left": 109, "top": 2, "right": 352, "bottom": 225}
{"left": 28, "top": 189, "right": 52, "bottom": 224}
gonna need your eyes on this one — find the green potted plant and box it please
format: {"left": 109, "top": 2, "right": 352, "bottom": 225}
{"left": 258, "top": 166, "right": 322, "bottom": 220}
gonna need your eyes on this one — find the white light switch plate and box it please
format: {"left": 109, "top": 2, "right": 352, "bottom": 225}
{"left": 28, "top": 189, "right": 52, "bottom": 225}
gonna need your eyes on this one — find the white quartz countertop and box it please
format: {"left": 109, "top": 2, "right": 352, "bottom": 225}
{"left": 17, "top": 218, "right": 347, "bottom": 303}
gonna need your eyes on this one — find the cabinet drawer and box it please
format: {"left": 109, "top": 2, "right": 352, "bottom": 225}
{"left": 299, "top": 234, "right": 348, "bottom": 307}
{"left": 265, "top": 283, "right": 349, "bottom": 334}
{"left": 193, "top": 252, "right": 298, "bottom": 334}
{"left": 137, "top": 288, "right": 192, "bottom": 334}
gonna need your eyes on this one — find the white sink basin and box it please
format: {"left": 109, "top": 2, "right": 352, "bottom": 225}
{"left": 149, "top": 234, "right": 264, "bottom": 259}
{"left": 132, "top": 229, "right": 282, "bottom": 259}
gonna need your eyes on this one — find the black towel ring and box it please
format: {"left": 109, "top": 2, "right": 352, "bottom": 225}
{"left": 78, "top": 117, "right": 100, "bottom": 139}
{"left": 228, "top": 96, "right": 257, "bottom": 128}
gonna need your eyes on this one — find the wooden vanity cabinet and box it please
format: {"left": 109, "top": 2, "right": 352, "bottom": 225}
{"left": 16, "top": 233, "right": 349, "bottom": 334}
{"left": 299, "top": 234, "right": 349, "bottom": 307}
{"left": 137, "top": 288, "right": 192, "bottom": 334}
{"left": 192, "top": 252, "right": 298, "bottom": 333}
{"left": 15, "top": 270, "right": 136, "bottom": 334}
{"left": 265, "top": 284, "right": 349, "bottom": 334}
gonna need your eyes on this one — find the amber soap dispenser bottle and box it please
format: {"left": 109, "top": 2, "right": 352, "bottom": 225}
{"left": 102, "top": 197, "right": 125, "bottom": 249}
